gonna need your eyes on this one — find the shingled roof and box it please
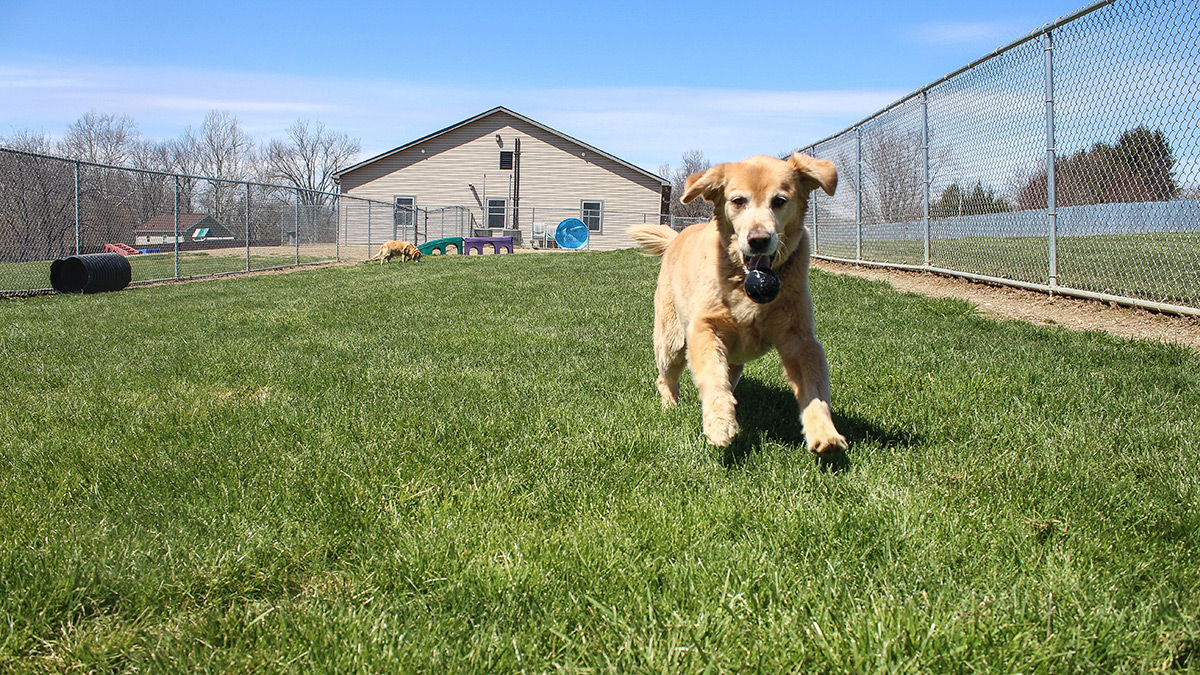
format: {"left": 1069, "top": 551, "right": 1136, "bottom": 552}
{"left": 135, "top": 213, "right": 213, "bottom": 233}
{"left": 334, "top": 106, "right": 666, "bottom": 186}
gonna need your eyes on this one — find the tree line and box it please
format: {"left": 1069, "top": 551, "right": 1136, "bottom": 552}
{"left": 826, "top": 124, "right": 1181, "bottom": 224}
{"left": 0, "top": 111, "right": 361, "bottom": 262}
{"left": 2, "top": 110, "right": 361, "bottom": 205}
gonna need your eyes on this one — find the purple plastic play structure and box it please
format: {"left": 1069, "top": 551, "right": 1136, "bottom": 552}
{"left": 464, "top": 236, "right": 514, "bottom": 255}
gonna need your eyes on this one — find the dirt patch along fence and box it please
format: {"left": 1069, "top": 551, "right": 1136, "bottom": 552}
{"left": 799, "top": 0, "right": 1200, "bottom": 317}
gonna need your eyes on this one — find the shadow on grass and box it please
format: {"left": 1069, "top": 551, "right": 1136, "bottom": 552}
{"left": 723, "top": 377, "right": 919, "bottom": 472}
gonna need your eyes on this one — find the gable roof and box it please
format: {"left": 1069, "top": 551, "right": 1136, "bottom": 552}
{"left": 135, "top": 213, "right": 226, "bottom": 233}
{"left": 334, "top": 106, "right": 667, "bottom": 186}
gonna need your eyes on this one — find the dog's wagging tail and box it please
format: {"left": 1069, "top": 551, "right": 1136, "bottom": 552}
{"left": 626, "top": 152, "right": 847, "bottom": 454}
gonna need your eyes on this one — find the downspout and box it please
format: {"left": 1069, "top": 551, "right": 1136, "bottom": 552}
{"left": 513, "top": 137, "right": 521, "bottom": 234}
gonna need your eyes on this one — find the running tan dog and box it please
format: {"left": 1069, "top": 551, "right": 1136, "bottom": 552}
{"left": 627, "top": 153, "right": 846, "bottom": 454}
{"left": 368, "top": 240, "right": 422, "bottom": 264}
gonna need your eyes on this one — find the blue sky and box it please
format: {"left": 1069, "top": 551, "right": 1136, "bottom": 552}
{"left": 1, "top": 0, "right": 1091, "bottom": 172}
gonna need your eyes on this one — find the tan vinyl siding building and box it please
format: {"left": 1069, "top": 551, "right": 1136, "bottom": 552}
{"left": 334, "top": 107, "right": 670, "bottom": 251}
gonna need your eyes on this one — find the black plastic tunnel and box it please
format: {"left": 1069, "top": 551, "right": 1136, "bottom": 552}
{"left": 50, "top": 253, "right": 132, "bottom": 294}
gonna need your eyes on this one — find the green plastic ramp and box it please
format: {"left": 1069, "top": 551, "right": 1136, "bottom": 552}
{"left": 418, "top": 237, "right": 463, "bottom": 256}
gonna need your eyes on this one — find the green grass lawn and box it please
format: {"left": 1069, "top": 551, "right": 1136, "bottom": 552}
{"left": 1, "top": 250, "right": 1197, "bottom": 672}
{"left": 815, "top": 230, "right": 1200, "bottom": 309}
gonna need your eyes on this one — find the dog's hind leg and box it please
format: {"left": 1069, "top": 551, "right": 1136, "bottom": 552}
{"left": 654, "top": 299, "right": 686, "bottom": 409}
{"left": 657, "top": 349, "right": 685, "bottom": 409}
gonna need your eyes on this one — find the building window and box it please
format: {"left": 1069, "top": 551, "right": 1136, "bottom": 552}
{"left": 394, "top": 196, "right": 416, "bottom": 227}
{"left": 581, "top": 200, "right": 602, "bottom": 231}
{"left": 499, "top": 151, "right": 514, "bottom": 170}
{"left": 487, "top": 199, "right": 507, "bottom": 228}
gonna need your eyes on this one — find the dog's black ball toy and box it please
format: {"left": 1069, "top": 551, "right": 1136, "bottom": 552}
{"left": 744, "top": 268, "right": 781, "bottom": 304}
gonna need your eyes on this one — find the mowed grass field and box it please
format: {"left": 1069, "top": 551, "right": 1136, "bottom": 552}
{"left": 1, "top": 250, "right": 1198, "bottom": 673}
{"left": 814, "top": 231, "right": 1200, "bottom": 308}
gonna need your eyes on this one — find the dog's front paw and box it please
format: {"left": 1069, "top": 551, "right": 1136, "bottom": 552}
{"left": 807, "top": 431, "right": 848, "bottom": 455}
{"left": 800, "top": 400, "right": 848, "bottom": 455}
{"left": 703, "top": 412, "right": 739, "bottom": 447}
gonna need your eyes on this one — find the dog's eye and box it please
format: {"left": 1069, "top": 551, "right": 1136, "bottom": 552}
{"left": 730, "top": 196, "right": 748, "bottom": 207}
{"left": 771, "top": 196, "right": 788, "bottom": 209}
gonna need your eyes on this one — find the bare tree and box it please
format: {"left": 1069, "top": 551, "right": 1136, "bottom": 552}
{"left": 167, "top": 132, "right": 202, "bottom": 212}
{"left": 838, "top": 127, "right": 922, "bottom": 224}
{"left": 128, "top": 138, "right": 171, "bottom": 173}
{"left": 193, "top": 110, "right": 256, "bottom": 224}
{"left": 658, "top": 149, "right": 715, "bottom": 223}
{"left": 1, "top": 129, "right": 56, "bottom": 154}
{"left": 830, "top": 126, "right": 951, "bottom": 225}
{"left": 127, "top": 139, "right": 176, "bottom": 223}
{"left": 54, "top": 112, "right": 146, "bottom": 246}
{"left": 194, "top": 110, "right": 255, "bottom": 182}
{"left": 0, "top": 140, "right": 76, "bottom": 261}
{"left": 58, "top": 111, "right": 140, "bottom": 166}
{"left": 263, "top": 119, "right": 360, "bottom": 206}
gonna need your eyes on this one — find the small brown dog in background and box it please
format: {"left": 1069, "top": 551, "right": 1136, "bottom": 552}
{"left": 627, "top": 153, "right": 846, "bottom": 455}
{"left": 369, "top": 240, "right": 422, "bottom": 264}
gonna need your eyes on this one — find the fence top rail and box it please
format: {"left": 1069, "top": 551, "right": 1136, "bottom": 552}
{"left": 0, "top": 146, "right": 395, "bottom": 208}
{"left": 800, "top": 0, "right": 1119, "bottom": 154}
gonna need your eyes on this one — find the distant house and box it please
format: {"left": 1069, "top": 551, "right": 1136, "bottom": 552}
{"left": 333, "top": 107, "right": 670, "bottom": 251}
{"left": 134, "top": 214, "right": 237, "bottom": 249}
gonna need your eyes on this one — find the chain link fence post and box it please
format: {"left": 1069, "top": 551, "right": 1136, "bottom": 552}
{"left": 245, "top": 182, "right": 252, "bottom": 273}
{"left": 813, "top": 186, "right": 820, "bottom": 257}
{"left": 1044, "top": 29, "right": 1059, "bottom": 288}
{"left": 922, "top": 91, "right": 932, "bottom": 267}
{"left": 855, "top": 126, "right": 863, "bottom": 262}
{"left": 173, "top": 176, "right": 180, "bottom": 280}
{"left": 294, "top": 188, "right": 301, "bottom": 266}
{"left": 73, "top": 161, "right": 80, "bottom": 256}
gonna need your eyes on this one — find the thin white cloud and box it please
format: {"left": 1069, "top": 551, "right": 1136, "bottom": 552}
{"left": 0, "top": 65, "right": 106, "bottom": 90}
{"left": 121, "top": 94, "right": 341, "bottom": 114}
{"left": 908, "top": 20, "right": 1019, "bottom": 47}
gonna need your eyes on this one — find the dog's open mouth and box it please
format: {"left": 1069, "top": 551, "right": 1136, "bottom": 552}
{"left": 742, "top": 253, "right": 781, "bottom": 304}
{"left": 743, "top": 253, "right": 775, "bottom": 273}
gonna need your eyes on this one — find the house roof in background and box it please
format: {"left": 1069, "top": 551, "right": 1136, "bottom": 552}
{"left": 333, "top": 106, "right": 667, "bottom": 186}
{"left": 135, "top": 213, "right": 216, "bottom": 232}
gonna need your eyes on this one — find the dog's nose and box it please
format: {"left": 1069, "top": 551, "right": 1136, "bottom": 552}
{"left": 746, "top": 231, "right": 772, "bottom": 253}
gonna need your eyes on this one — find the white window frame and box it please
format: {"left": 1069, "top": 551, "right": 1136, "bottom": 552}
{"left": 581, "top": 200, "right": 603, "bottom": 232}
{"left": 394, "top": 196, "right": 417, "bottom": 228}
{"left": 487, "top": 199, "right": 507, "bottom": 228}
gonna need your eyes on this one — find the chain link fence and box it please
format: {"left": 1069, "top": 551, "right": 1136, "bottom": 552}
{"left": 0, "top": 147, "right": 686, "bottom": 292}
{"left": 338, "top": 203, "right": 474, "bottom": 259}
{"left": 0, "top": 147, "right": 400, "bottom": 294}
{"left": 6, "top": 0, "right": 1196, "bottom": 311}
{"left": 802, "top": 0, "right": 1200, "bottom": 316}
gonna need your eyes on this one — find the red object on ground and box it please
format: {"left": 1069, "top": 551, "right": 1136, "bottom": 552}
{"left": 104, "top": 243, "right": 139, "bottom": 255}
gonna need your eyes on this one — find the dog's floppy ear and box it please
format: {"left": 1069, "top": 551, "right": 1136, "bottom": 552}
{"left": 682, "top": 164, "right": 726, "bottom": 204}
{"left": 788, "top": 152, "right": 837, "bottom": 196}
